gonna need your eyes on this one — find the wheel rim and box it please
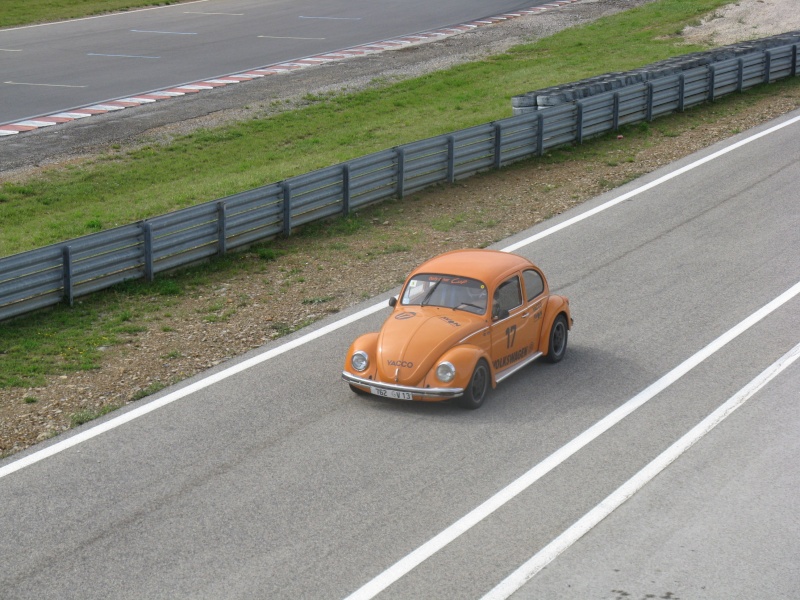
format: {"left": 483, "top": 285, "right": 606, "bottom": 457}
{"left": 472, "top": 364, "right": 488, "bottom": 401}
{"left": 552, "top": 321, "right": 566, "bottom": 355}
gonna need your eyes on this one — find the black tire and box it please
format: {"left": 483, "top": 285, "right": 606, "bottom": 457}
{"left": 545, "top": 314, "right": 568, "bottom": 363}
{"left": 457, "top": 359, "right": 490, "bottom": 410}
{"left": 349, "top": 384, "right": 369, "bottom": 396}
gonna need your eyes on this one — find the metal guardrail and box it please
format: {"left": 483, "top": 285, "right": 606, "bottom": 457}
{"left": 1, "top": 35, "right": 798, "bottom": 322}
{"left": 512, "top": 31, "right": 800, "bottom": 112}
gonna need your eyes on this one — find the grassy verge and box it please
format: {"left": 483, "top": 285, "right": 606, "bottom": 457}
{"left": 0, "top": 0, "right": 735, "bottom": 256}
{"left": 0, "top": 0, "right": 188, "bottom": 29}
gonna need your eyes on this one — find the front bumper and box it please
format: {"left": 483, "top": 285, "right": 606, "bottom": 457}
{"left": 342, "top": 371, "right": 464, "bottom": 399}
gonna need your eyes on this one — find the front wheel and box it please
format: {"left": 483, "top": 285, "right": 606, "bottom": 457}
{"left": 457, "top": 359, "right": 490, "bottom": 410}
{"left": 545, "top": 314, "right": 568, "bottom": 363}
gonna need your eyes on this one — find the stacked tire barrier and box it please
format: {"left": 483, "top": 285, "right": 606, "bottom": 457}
{"left": 512, "top": 31, "right": 800, "bottom": 113}
{"left": 1, "top": 32, "right": 798, "bottom": 322}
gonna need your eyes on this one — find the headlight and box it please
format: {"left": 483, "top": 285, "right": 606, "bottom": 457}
{"left": 436, "top": 361, "right": 456, "bottom": 383}
{"left": 351, "top": 351, "right": 369, "bottom": 372}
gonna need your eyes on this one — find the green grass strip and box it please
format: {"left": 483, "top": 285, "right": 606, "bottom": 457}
{"left": 0, "top": 0, "right": 184, "bottom": 29}
{"left": 0, "top": 0, "right": 734, "bottom": 257}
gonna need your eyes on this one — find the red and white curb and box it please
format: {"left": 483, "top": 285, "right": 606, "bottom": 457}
{"left": 0, "top": 1, "right": 579, "bottom": 137}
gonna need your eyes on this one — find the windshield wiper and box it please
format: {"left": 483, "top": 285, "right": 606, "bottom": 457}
{"left": 420, "top": 279, "right": 442, "bottom": 306}
{"left": 454, "top": 302, "right": 483, "bottom": 313}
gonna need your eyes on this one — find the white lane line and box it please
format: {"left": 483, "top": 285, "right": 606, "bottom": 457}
{"left": 2, "top": 1, "right": 211, "bottom": 31}
{"left": 87, "top": 53, "right": 160, "bottom": 59}
{"left": 1, "top": 114, "right": 797, "bottom": 482}
{"left": 258, "top": 35, "right": 327, "bottom": 40}
{"left": 342, "top": 282, "right": 800, "bottom": 600}
{"left": 0, "top": 49, "right": 22, "bottom": 52}
{"left": 299, "top": 16, "right": 362, "bottom": 20}
{"left": 184, "top": 12, "right": 244, "bottom": 16}
{"left": 4, "top": 81, "right": 86, "bottom": 88}
{"left": 0, "top": 302, "right": 385, "bottom": 480}
{"left": 129, "top": 29, "right": 197, "bottom": 35}
{"left": 503, "top": 113, "right": 800, "bottom": 252}
{"left": 483, "top": 341, "right": 800, "bottom": 599}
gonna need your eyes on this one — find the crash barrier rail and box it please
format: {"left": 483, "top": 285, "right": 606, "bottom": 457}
{"left": 512, "top": 31, "right": 800, "bottom": 113}
{"left": 1, "top": 32, "right": 798, "bottom": 322}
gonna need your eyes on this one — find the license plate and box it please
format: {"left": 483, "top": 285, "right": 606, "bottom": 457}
{"left": 370, "top": 386, "right": 413, "bottom": 401}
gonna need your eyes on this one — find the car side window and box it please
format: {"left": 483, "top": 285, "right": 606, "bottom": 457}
{"left": 523, "top": 269, "right": 544, "bottom": 302}
{"left": 494, "top": 276, "right": 522, "bottom": 314}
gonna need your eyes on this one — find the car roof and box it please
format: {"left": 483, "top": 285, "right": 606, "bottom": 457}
{"left": 410, "top": 249, "right": 536, "bottom": 284}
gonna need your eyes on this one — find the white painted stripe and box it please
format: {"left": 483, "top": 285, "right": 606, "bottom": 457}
{"left": 3, "top": 0, "right": 210, "bottom": 31}
{"left": 51, "top": 112, "right": 92, "bottom": 118}
{"left": 483, "top": 341, "right": 800, "bottom": 599}
{"left": 14, "top": 120, "right": 57, "bottom": 127}
{"left": 89, "top": 104, "right": 127, "bottom": 111}
{"left": 0, "top": 130, "right": 20, "bottom": 135}
{"left": 342, "top": 281, "right": 800, "bottom": 600}
{"left": 130, "top": 29, "right": 197, "bottom": 35}
{"left": 87, "top": 53, "right": 160, "bottom": 59}
{"left": 299, "top": 16, "right": 362, "bottom": 20}
{"left": 258, "top": 35, "right": 327, "bottom": 40}
{"left": 118, "top": 97, "right": 157, "bottom": 103}
{"left": 4, "top": 81, "right": 86, "bottom": 88}
{"left": 0, "top": 302, "right": 385, "bottom": 480}
{"left": 183, "top": 11, "right": 243, "bottom": 16}
{"left": 503, "top": 113, "right": 800, "bottom": 252}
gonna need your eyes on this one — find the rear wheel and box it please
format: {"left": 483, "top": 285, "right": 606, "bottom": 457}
{"left": 457, "top": 360, "right": 490, "bottom": 410}
{"left": 545, "top": 314, "right": 568, "bottom": 363}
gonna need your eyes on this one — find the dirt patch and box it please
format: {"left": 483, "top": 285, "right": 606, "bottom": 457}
{"left": 683, "top": 0, "right": 800, "bottom": 45}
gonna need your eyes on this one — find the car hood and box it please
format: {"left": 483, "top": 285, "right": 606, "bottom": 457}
{"left": 377, "top": 308, "right": 485, "bottom": 385}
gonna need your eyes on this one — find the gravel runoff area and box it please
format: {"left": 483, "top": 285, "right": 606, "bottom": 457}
{"left": 2, "top": 0, "right": 800, "bottom": 456}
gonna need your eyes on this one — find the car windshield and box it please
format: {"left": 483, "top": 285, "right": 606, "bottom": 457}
{"left": 401, "top": 274, "right": 488, "bottom": 314}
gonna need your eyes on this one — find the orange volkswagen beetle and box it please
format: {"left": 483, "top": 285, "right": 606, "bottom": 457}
{"left": 342, "top": 249, "right": 572, "bottom": 409}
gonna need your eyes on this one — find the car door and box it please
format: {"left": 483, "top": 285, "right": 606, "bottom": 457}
{"left": 490, "top": 274, "right": 538, "bottom": 374}
{"left": 522, "top": 268, "right": 547, "bottom": 352}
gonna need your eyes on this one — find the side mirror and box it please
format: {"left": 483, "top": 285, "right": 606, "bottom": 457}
{"left": 388, "top": 296, "right": 397, "bottom": 308}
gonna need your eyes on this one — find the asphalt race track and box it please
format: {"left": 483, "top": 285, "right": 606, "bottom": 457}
{"left": 0, "top": 0, "right": 554, "bottom": 124}
{"left": 2, "top": 105, "right": 798, "bottom": 598}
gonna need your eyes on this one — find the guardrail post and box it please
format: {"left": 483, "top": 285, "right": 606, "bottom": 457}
{"left": 282, "top": 182, "right": 292, "bottom": 237}
{"left": 708, "top": 64, "right": 716, "bottom": 102}
{"left": 612, "top": 92, "right": 620, "bottom": 131}
{"left": 646, "top": 82, "right": 654, "bottom": 122}
{"left": 493, "top": 124, "right": 503, "bottom": 170}
{"left": 792, "top": 45, "right": 798, "bottom": 77}
{"left": 447, "top": 135, "right": 456, "bottom": 182}
{"left": 678, "top": 74, "right": 686, "bottom": 112}
{"left": 342, "top": 164, "right": 351, "bottom": 216}
{"left": 395, "top": 147, "right": 405, "bottom": 199}
{"left": 737, "top": 58, "right": 745, "bottom": 92}
{"left": 142, "top": 221, "right": 154, "bottom": 282}
{"left": 764, "top": 50, "right": 772, "bottom": 84}
{"left": 576, "top": 102, "right": 584, "bottom": 144}
{"left": 62, "top": 246, "right": 74, "bottom": 306}
{"left": 217, "top": 201, "right": 227, "bottom": 256}
{"left": 536, "top": 112, "right": 545, "bottom": 156}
